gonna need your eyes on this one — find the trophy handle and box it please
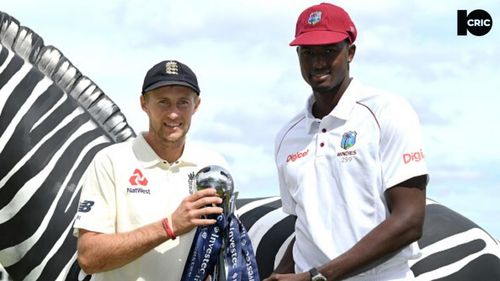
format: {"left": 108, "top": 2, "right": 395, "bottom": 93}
{"left": 226, "top": 191, "right": 238, "bottom": 217}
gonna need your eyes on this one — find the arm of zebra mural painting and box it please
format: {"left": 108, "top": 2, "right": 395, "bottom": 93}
{"left": 273, "top": 236, "right": 295, "bottom": 274}
{"left": 263, "top": 228, "right": 296, "bottom": 280}
{"left": 1, "top": 10, "right": 134, "bottom": 281}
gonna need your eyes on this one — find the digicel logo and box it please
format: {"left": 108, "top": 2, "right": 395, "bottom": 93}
{"left": 287, "top": 149, "right": 309, "bottom": 163}
{"left": 403, "top": 149, "right": 425, "bottom": 164}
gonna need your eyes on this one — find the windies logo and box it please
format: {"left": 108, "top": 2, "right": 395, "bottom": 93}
{"left": 340, "top": 131, "right": 357, "bottom": 150}
{"left": 308, "top": 11, "right": 322, "bottom": 25}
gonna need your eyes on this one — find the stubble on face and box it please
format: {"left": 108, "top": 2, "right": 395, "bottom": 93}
{"left": 141, "top": 86, "right": 200, "bottom": 153}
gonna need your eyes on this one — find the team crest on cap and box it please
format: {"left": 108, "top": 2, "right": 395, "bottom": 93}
{"left": 165, "top": 61, "right": 179, "bottom": 75}
{"left": 308, "top": 11, "right": 322, "bottom": 25}
{"left": 340, "top": 131, "right": 357, "bottom": 150}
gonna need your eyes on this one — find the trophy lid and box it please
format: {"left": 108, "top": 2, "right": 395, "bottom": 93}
{"left": 195, "top": 165, "right": 234, "bottom": 196}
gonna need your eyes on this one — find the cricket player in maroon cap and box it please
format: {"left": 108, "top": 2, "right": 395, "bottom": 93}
{"left": 267, "top": 3, "right": 429, "bottom": 281}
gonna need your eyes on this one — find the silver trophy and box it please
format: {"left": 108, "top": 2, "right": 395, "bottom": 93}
{"left": 188, "top": 165, "right": 238, "bottom": 281}
{"left": 189, "top": 165, "right": 237, "bottom": 217}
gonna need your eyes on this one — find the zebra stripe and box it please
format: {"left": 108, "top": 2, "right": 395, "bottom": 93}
{"left": 1, "top": 10, "right": 134, "bottom": 281}
{"left": 411, "top": 229, "right": 499, "bottom": 280}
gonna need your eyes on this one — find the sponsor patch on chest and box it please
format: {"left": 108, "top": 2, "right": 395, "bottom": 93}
{"left": 286, "top": 149, "right": 310, "bottom": 162}
{"left": 127, "top": 168, "right": 151, "bottom": 195}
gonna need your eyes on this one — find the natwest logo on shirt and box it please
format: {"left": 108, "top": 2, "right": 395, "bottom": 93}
{"left": 128, "top": 168, "right": 151, "bottom": 194}
{"left": 403, "top": 149, "right": 425, "bottom": 164}
{"left": 129, "top": 168, "right": 148, "bottom": 186}
{"left": 287, "top": 149, "right": 309, "bottom": 162}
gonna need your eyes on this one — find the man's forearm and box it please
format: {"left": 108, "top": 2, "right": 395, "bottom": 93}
{"left": 77, "top": 220, "right": 169, "bottom": 274}
{"left": 320, "top": 213, "right": 421, "bottom": 279}
{"left": 320, "top": 184, "right": 426, "bottom": 280}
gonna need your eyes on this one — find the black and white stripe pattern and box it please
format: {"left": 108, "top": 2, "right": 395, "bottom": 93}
{"left": 0, "top": 11, "right": 134, "bottom": 281}
{"left": 2, "top": 9, "right": 500, "bottom": 281}
{"left": 236, "top": 197, "right": 500, "bottom": 280}
{"left": 409, "top": 199, "right": 500, "bottom": 280}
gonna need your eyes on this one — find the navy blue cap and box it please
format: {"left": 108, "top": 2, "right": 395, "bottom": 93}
{"left": 142, "top": 60, "right": 200, "bottom": 95}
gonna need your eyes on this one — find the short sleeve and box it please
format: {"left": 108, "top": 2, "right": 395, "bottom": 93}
{"left": 275, "top": 131, "right": 296, "bottom": 216}
{"left": 379, "top": 97, "right": 428, "bottom": 189}
{"left": 73, "top": 151, "right": 117, "bottom": 236}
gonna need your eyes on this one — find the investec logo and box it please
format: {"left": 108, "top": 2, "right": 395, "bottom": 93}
{"left": 194, "top": 225, "right": 220, "bottom": 280}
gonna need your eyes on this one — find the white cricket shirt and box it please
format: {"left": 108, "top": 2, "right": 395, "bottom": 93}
{"left": 74, "top": 133, "right": 228, "bottom": 281}
{"left": 275, "top": 79, "right": 428, "bottom": 277}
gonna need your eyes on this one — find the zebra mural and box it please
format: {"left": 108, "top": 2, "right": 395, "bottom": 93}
{"left": 0, "top": 10, "right": 134, "bottom": 281}
{"left": 1, "top": 10, "right": 500, "bottom": 281}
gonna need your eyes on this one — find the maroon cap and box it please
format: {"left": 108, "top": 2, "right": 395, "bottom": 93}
{"left": 290, "top": 2, "right": 357, "bottom": 46}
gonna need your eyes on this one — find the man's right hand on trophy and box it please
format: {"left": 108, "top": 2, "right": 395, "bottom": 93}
{"left": 171, "top": 188, "right": 223, "bottom": 236}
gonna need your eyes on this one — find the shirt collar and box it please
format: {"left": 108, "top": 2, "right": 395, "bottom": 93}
{"left": 178, "top": 141, "right": 201, "bottom": 166}
{"left": 132, "top": 133, "right": 198, "bottom": 168}
{"left": 304, "top": 78, "right": 362, "bottom": 131}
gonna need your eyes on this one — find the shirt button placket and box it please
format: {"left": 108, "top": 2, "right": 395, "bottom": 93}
{"left": 162, "top": 161, "right": 171, "bottom": 172}
{"left": 317, "top": 127, "right": 327, "bottom": 156}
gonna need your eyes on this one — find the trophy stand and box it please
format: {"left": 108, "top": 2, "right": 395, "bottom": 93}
{"left": 190, "top": 166, "right": 238, "bottom": 281}
{"left": 212, "top": 191, "right": 238, "bottom": 281}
